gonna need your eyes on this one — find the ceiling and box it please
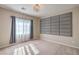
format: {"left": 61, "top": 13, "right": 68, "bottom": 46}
{"left": 0, "top": 4, "right": 79, "bottom": 18}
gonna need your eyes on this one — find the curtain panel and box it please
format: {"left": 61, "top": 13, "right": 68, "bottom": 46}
{"left": 30, "top": 20, "right": 33, "bottom": 39}
{"left": 10, "top": 16, "right": 16, "bottom": 44}
{"left": 10, "top": 16, "right": 33, "bottom": 44}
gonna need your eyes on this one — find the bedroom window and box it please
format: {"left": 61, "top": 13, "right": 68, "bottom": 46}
{"left": 16, "top": 18, "right": 31, "bottom": 42}
{"left": 16, "top": 18, "right": 31, "bottom": 35}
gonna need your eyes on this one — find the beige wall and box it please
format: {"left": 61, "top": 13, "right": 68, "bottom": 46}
{"left": 0, "top": 7, "right": 40, "bottom": 48}
{"left": 40, "top": 7, "right": 79, "bottom": 49}
{"left": 33, "top": 17, "right": 40, "bottom": 39}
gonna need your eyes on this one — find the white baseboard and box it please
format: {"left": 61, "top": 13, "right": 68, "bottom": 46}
{"left": 42, "top": 38, "right": 79, "bottom": 49}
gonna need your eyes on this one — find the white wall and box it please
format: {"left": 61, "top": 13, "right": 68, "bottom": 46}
{"left": 40, "top": 7, "right": 79, "bottom": 49}
{"left": 0, "top": 7, "right": 40, "bottom": 48}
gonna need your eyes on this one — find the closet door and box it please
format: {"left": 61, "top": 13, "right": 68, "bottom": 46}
{"left": 40, "top": 17, "right": 50, "bottom": 34}
{"left": 60, "top": 12, "right": 72, "bottom": 36}
{"left": 50, "top": 15, "right": 60, "bottom": 35}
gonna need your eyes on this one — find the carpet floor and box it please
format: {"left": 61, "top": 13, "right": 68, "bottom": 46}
{"left": 0, "top": 40, "right": 79, "bottom": 55}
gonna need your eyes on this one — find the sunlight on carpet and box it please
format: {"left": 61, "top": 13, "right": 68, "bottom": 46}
{"left": 13, "top": 44, "right": 39, "bottom": 55}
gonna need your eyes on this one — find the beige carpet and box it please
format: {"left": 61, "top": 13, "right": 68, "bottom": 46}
{"left": 0, "top": 40, "right": 79, "bottom": 55}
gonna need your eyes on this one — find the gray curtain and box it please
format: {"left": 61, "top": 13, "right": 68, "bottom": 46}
{"left": 30, "top": 20, "right": 33, "bottom": 39}
{"left": 10, "top": 16, "right": 16, "bottom": 44}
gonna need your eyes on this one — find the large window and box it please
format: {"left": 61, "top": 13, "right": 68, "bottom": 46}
{"left": 40, "top": 12, "right": 72, "bottom": 37}
{"left": 16, "top": 18, "right": 31, "bottom": 35}
{"left": 16, "top": 18, "right": 31, "bottom": 42}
